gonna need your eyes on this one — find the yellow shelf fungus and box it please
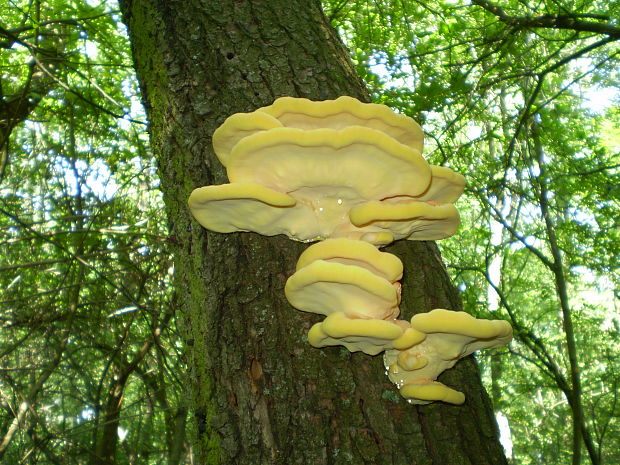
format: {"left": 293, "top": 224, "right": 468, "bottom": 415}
{"left": 307, "top": 312, "right": 415, "bottom": 356}
{"left": 295, "top": 238, "right": 403, "bottom": 283}
{"left": 189, "top": 96, "right": 512, "bottom": 405}
{"left": 384, "top": 309, "right": 513, "bottom": 405}
{"left": 254, "top": 95, "right": 424, "bottom": 153}
{"left": 285, "top": 259, "right": 400, "bottom": 320}
{"left": 191, "top": 96, "right": 464, "bottom": 245}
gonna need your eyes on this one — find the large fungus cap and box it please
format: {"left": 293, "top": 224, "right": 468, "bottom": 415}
{"left": 257, "top": 96, "right": 424, "bottom": 153}
{"left": 384, "top": 309, "right": 512, "bottom": 404}
{"left": 227, "top": 127, "right": 430, "bottom": 198}
{"left": 212, "top": 95, "right": 424, "bottom": 165}
{"left": 296, "top": 239, "right": 403, "bottom": 283}
{"left": 285, "top": 260, "right": 400, "bottom": 319}
{"left": 187, "top": 183, "right": 395, "bottom": 244}
{"left": 307, "top": 312, "right": 423, "bottom": 356}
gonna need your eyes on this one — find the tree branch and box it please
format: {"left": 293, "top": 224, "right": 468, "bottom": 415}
{"left": 472, "top": 0, "right": 620, "bottom": 39}
{"left": 0, "top": 336, "right": 69, "bottom": 458}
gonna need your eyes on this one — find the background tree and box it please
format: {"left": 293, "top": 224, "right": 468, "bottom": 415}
{"left": 0, "top": 2, "right": 186, "bottom": 463}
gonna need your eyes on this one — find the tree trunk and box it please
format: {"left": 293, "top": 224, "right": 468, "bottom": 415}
{"left": 119, "top": 1, "right": 508, "bottom": 463}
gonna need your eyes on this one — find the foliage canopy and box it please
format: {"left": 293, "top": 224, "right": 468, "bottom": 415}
{"left": 1, "top": 0, "right": 618, "bottom": 463}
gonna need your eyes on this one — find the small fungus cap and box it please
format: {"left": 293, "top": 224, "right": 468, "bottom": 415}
{"left": 400, "top": 381, "right": 466, "bottom": 405}
{"left": 212, "top": 112, "right": 282, "bottom": 166}
{"left": 188, "top": 183, "right": 298, "bottom": 235}
{"left": 308, "top": 312, "right": 407, "bottom": 355}
{"left": 285, "top": 260, "right": 400, "bottom": 319}
{"left": 350, "top": 201, "right": 460, "bottom": 241}
{"left": 348, "top": 165, "right": 466, "bottom": 241}
{"left": 411, "top": 309, "right": 513, "bottom": 356}
{"left": 417, "top": 166, "right": 466, "bottom": 203}
{"left": 295, "top": 239, "right": 403, "bottom": 282}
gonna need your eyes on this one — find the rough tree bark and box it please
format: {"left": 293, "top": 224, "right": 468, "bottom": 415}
{"left": 119, "top": 1, "right": 508, "bottom": 464}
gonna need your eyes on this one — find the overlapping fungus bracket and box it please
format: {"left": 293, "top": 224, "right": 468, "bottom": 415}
{"left": 189, "top": 95, "right": 465, "bottom": 245}
{"left": 188, "top": 96, "right": 512, "bottom": 405}
{"left": 383, "top": 309, "right": 513, "bottom": 404}
{"left": 287, "top": 240, "right": 512, "bottom": 404}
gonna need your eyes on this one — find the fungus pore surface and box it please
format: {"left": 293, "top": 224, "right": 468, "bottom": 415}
{"left": 188, "top": 96, "right": 512, "bottom": 405}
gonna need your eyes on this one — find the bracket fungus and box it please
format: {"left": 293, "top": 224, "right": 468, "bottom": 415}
{"left": 189, "top": 96, "right": 512, "bottom": 405}
{"left": 384, "top": 309, "right": 513, "bottom": 404}
{"left": 307, "top": 312, "right": 423, "bottom": 356}
{"left": 189, "top": 96, "right": 463, "bottom": 245}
